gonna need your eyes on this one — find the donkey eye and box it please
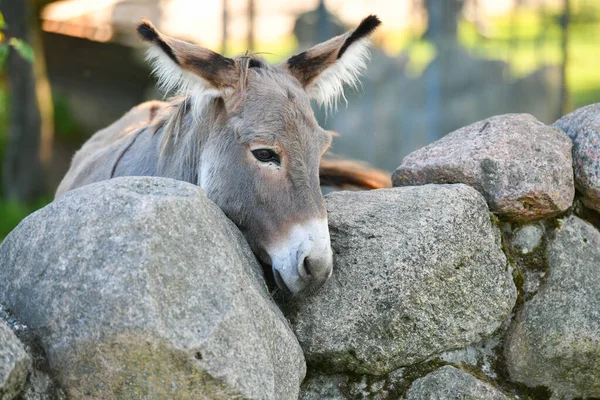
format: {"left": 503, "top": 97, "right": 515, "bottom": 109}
{"left": 252, "top": 149, "right": 280, "bottom": 164}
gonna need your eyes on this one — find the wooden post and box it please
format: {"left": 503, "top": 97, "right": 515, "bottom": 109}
{"left": 222, "top": 0, "right": 228, "bottom": 55}
{"left": 247, "top": 0, "right": 255, "bottom": 51}
{"left": 1, "top": 0, "right": 46, "bottom": 201}
{"left": 559, "top": 0, "right": 570, "bottom": 117}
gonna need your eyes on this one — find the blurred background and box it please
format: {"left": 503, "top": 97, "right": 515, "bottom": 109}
{"left": 1, "top": 0, "right": 599, "bottom": 239}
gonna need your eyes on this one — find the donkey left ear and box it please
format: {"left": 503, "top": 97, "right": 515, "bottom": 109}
{"left": 283, "top": 15, "right": 381, "bottom": 110}
{"left": 137, "top": 20, "right": 239, "bottom": 97}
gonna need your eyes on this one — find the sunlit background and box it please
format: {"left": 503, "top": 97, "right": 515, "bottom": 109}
{"left": 1, "top": 0, "right": 599, "bottom": 239}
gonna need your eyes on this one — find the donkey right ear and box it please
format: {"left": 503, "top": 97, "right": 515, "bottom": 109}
{"left": 283, "top": 15, "right": 381, "bottom": 110}
{"left": 137, "top": 20, "right": 239, "bottom": 97}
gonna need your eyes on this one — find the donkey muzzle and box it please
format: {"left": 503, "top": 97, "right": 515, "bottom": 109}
{"left": 268, "top": 219, "right": 333, "bottom": 296}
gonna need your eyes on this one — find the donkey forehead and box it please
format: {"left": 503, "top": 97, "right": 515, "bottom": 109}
{"left": 243, "top": 69, "right": 312, "bottom": 115}
{"left": 234, "top": 69, "right": 330, "bottom": 148}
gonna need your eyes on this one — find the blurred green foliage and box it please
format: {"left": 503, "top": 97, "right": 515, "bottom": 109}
{"left": 53, "top": 95, "right": 84, "bottom": 140}
{"left": 0, "top": 11, "right": 34, "bottom": 69}
{"left": 0, "top": 82, "right": 50, "bottom": 241}
{"left": 399, "top": 3, "right": 600, "bottom": 110}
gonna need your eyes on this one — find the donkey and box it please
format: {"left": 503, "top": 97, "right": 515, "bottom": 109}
{"left": 56, "top": 15, "right": 383, "bottom": 296}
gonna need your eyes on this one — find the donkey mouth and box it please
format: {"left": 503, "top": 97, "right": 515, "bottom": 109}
{"left": 273, "top": 269, "right": 292, "bottom": 296}
{"left": 258, "top": 260, "right": 292, "bottom": 297}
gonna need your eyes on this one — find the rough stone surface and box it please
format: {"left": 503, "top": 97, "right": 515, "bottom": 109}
{"left": 1, "top": 306, "right": 66, "bottom": 400}
{"left": 0, "top": 177, "right": 305, "bottom": 400}
{"left": 505, "top": 215, "right": 600, "bottom": 399}
{"left": 286, "top": 184, "right": 516, "bottom": 374}
{"left": 553, "top": 103, "right": 600, "bottom": 212}
{"left": 406, "top": 366, "right": 509, "bottom": 400}
{"left": 19, "top": 370, "right": 66, "bottom": 400}
{"left": 393, "top": 114, "right": 574, "bottom": 221}
{"left": 511, "top": 223, "right": 545, "bottom": 255}
{"left": 0, "top": 320, "right": 31, "bottom": 400}
{"left": 299, "top": 375, "right": 347, "bottom": 400}
{"left": 299, "top": 368, "right": 408, "bottom": 400}
{"left": 437, "top": 330, "right": 505, "bottom": 381}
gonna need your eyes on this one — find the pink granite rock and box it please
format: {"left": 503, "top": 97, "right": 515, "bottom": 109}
{"left": 553, "top": 103, "right": 600, "bottom": 213}
{"left": 393, "top": 114, "right": 574, "bottom": 221}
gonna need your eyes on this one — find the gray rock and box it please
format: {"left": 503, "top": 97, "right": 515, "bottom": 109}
{"left": 511, "top": 223, "right": 545, "bottom": 255}
{"left": 0, "top": 320, "right": 31, "bottom": 400}
{"left": 393, "top": 114, "right": 574, "bottom": 221}
{"left": 1, "top": 306, "right": 65, "bottom": 400}
{"left": 505, "top": 215, "right": 600, "bottom": 399}
{"left": 553, "top": 103, "right": 600, "bottom": 212}
{"left": 437, "top": 327, "right": 506, "bottom": 381}
{"left": 406, "top": 366, "right": 509, "bottom": 400}
{"left": 300, "top": 368, "right": 408, "bottom": 400}
{"left": 520, "top": 269, "right": 546, "bottom": 300}
{"left": 19, "top": 370, "right": 66, "bottom": 400}
{"left": 286, "top": 184, "right": 516, "bottom": 374}
{"left": 299, "top": 375, "right": 347, "bottom": 400}
{"left": 0, "top": 177, "right": 305, "bottom": 400}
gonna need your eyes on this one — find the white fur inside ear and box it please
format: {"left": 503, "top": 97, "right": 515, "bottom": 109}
{"left": 306, "top": 38, "right": 371, "bottom": 112}
{"left": 146, "top": 46, "right": 220, "bottom": 121}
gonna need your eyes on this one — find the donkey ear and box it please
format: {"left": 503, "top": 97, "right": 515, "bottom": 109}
{"left": 284, "top": 15, "right": 381, "bottom": 110}
{"left": 137, "top": 20, "right": 239, "bottom": 97}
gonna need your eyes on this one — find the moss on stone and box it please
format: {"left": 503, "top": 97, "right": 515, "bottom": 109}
{"left": 56, "top": 334, "right": 246, "bottom": 400}
{"left": 513, "top": 268, "right": 525, "bottom": 307}
{"left": 573, "top": 195, "right": 600, "bottom": 232}
{"left": 386, "top": 358, "right": 449, "bottom": 399}
{"left": 488, "top": 338, "right": 552, "bottom": 400}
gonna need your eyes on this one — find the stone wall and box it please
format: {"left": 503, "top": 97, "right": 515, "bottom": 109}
{"left": 1, "top": 104, "right": 599, "bottom": 399}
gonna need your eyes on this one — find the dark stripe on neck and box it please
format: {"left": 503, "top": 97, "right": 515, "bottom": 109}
{"left": 111, "top": 127, "right": 145, "bottom": 178}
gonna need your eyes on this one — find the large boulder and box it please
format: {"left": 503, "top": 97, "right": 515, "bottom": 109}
{"left": 406, "top": 366, "right": 509, "bottom": 400}
{"left": 286, "top": 184, "right": 516, "bottom": 374}
{"left": 393, "top": 114, "right": 574, "bottom": 221}
{"left": 0, "top": 320, "right": 31, "bottom": 400}
{"left": 505, "top": 215, "right": 600, "bottom": 399}
{"left": 553, "top": 103, "right": 600, "bottom": 212}
{"left": 0, "top": 177, "right": 305, "bottom": 400}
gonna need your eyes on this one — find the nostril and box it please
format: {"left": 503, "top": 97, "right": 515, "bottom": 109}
{"left": 303, "top": 257, "right": 314, "bottom": 279}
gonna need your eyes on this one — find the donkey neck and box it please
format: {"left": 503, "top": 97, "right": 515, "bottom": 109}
{"left": 152, "top": 96, "right": 225, "bottom": 186}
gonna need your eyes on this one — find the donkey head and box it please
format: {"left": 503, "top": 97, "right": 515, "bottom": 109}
{"left": 137, "top": 16, "right": 380, "bottom": 296}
